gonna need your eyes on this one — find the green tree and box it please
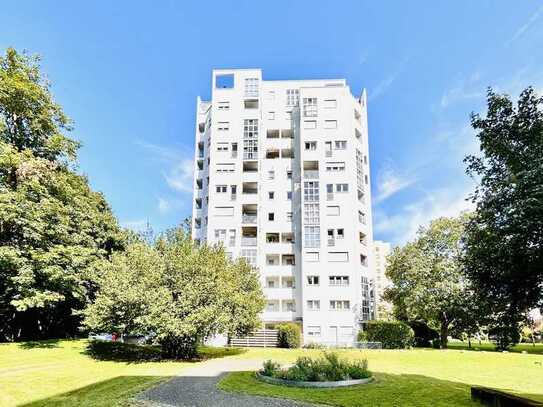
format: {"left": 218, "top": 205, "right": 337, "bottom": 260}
{"left": 463, "top": 87, "right": 543, "bottom": 349}
{"left": 384, "top": 215, "right": 473, "bottom": 348}
{"left": 82, "top": 228, "right": 265, "bottom": 359}
{"left": 0, "top": 48, "right": 125, "bottom": 340}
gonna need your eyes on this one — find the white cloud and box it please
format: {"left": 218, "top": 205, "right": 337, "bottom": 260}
{"left": 157, "top": 197, "right": 171, "bottom": 213}
{"left": 163, "top": 159, "right": 194, "bottom": 193}
{"left": 374, "top": 166, "right": 416, "bottom": 203}
{"left": 505, "top": 5, "right": 543, "bottom": 47}
{"left": 440, "top": 72, "right": 484, "bottom": 108}
{"left": 369, "top": 57, "right": 409, "bottom": 101}
{"left": 374, "top": 185, "right": 475, "bottom": 245}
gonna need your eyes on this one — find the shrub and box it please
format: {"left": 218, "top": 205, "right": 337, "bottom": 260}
{"left": 277, "top": 323, "right": 301, "bottom": 348}
{"left": 409, "top": 320, "right": 439, "bottom": 347}
{"left": 303, "top": 342, "right": 326, "bottom": 349}
{"left": 86, "top": 340, "right": 162, "bottom": 362}
{"left": 261, "top": 359, "right": 281, "bottom": 377}
{"left": 260, "top": 352, "right": 370, "bottom": 382}
{"left": 361, "top": 320, "right": 414, "bottom": 349}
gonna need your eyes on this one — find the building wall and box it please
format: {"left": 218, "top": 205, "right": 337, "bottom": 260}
{"left": 373, "top": 240, "right": 392, "bottom": 317}
{"left": 192, "top": 69, "right": 375, "bottom": 345}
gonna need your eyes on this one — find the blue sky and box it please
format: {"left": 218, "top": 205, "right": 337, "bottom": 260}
{"left": 2, "top": 1, "right": 542, "bottom": 245}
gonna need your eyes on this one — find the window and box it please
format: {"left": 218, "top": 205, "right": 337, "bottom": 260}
{"left": 324, "top": 120, "right": 337, "bottom": 129}
{"left": 266, "top": 300, "right": 279, "bottom": 312}
{"left": 216, "top": 185, "right": 227, "bottom": 193}
{"left": 307, "top": 276, "right": 320, "bottom": 286}
{"left": 217, "top": 143, "right": 229, "bottom": 152}
{"left": 325, "top": 141, "right": 332, "bottom": 157}
{"left": 268, "top": 170, "right": 275, "bottom": 180}
{"left": 286, "top": 89, "right": 299, "bottom": 106}
{"left": 307, "top": 326, "right": 321, "bottom": 336}
{"left": 217, "top": 121, "right": 230, "bottom": 131}
{"left": 228, "top": 229, "right": 236, "bottom": 247}
{"left": 304, "top": 226, "right": 320, "bottom": 248}
{"left": 326, "top": 162, "right": 345, "bottom": 172}
{"left": 360, "top": 254, "right": 368, "bottom": 266}
{"left": 267, "top": 111, "right": 275, "bottom": 120}
{"left": 326, "top": 205, "right": 340, "bottom": 216}
{"left": 214, "top": 229, "right": 226, "bottom": 243}
{"left": 337, "top": 228, "right": 344, "bottom": 239}
{"left": 323, "top": 99, "right": 337, "bottom": 109}
{"left": 306, "top": 252, "right": 319, "bottom": 262}
{"left": 334, "top": 140, "right": 347, "bottom": 150}
{"left": 244, "top": 77, "right": 259, "bottom": 97}
{"left": 327, "top": 229, "right": 335, "bottom": 246}
{"left": 307, "top": 300, "right": 320, "bottom": 310}
{"left": 285, "top": 111, "right": 293, "bottom": 121}
{"left": 287, "top": 191, "right": 292, "bottom": 200}
{"left": 326, "top": 184, "right": 334, "bottom": 200}
{"left": 365, "top": 175, "right": 369, "bottom": 184}
{"left": 216, "top": 163, "right": 235, "bottom": 172}
{"left": 329, "top": 252, "right": 349, "bottom": 262}
{"left": 303, "top": 97, "right": 317, "bottom": 117}
{"left": 303, "top": 120, "right": 317, "bottom": 129}
{"left": 241, "top": 249, "right": 257, "bottom": 266}
{"left": 286, "top": 170, "right": 292, "bottom": 180}
{"left": 268, "top": 191, "right": 275, "bottom": 200}
{"left": 305, "top": 141, "right": 317, "bottom": 150}
{"left": 243, "top": 119, "right": 258, "bottom": 160}
{"left": 283, "top": 300, "right": 296, "bottom": 312}
{"left": 336, "top": 183, "right": 348, "bottom": 192}
{"left": 215, "top": 73, "right": 234, "bottom": 88}
{"left": 215, "top": 206, "right": 234, "bottom": 216}
{"left": 303, "top": 181, "right": 319, "bottom": 202}
{"left": 304, "top": 203, "right": 320, "bottom": 224}
{"left": 329, "top": 276, "right": 349, "bottom": 286}
{"left": 268, "top": 213, "right": 275, "bottom": 221}
{"left": 218, "top": 101, "right": 230, "bottom": 110}
{"left": 330, "top": 300, "right": 350, "bottom": 310}
{"left": 358, "top": 210, "right": 366, "bottom": 224}
{"left": 286, "top": 212, "right": 293, "bottom": 222}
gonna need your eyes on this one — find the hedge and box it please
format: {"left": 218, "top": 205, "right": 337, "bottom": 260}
{"left": 358, "top": 320, "right": 414, "bottom": 349}
{"left": 277, "top": 323, "right": 301, "bottom": 348}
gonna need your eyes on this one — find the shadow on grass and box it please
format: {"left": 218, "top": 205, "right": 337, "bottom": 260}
{"left": 18, "top": 339, "right": 61, "bottom": 349}
{"left": 219, "top": 371, "right": 543, "bottom": 407}
{"left": 83, "top": 340, "right": 247, "bottom": 364}
{"left": 19, "top": 375, "right": 170, "bottom": 407}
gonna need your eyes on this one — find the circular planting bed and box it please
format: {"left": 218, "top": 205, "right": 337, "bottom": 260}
{"left": 256, "top": 372, "right": 374, "bottom": 388}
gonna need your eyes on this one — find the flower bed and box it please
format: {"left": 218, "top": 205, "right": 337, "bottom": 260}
{"left": 257, "top": 352, "right": 373, "bottom": 388}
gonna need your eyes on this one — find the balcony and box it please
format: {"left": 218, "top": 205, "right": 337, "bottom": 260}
{"left": 241, "top": 237, "right": 257, "bottom": 247}
{"left": 304, "top": 170, "right": 319, "bottom": 179}
{"left": 242, "top": 214, "right": 258, "bottom": 224}
{"left": 242, "top": 182, "right": 258, "bottom": 195}
{"left": 241, "top": 226, "right": 257, "bottom": 247}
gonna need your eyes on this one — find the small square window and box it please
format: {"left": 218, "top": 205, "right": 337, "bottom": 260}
{"left": 287, "top": 191, "right": 293, "bottom": 200}
{"left": 269, "top": 192, "right": 275, "bottom": 199}
{"left": 268, "top": 213, "right": 275, "bottom": 221}
{"left": 286, "top": 170, "right": 292, "bottom": 180}
{"left": 267, "top": 111, "right": 275, "bottom": 120}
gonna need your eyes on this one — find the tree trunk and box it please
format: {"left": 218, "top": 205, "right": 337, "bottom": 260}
{"left": 468, "top": 335, "right": 471, "bottom": 349}
{"left": 440, "top": 321, "right": 449, "bottom": 349}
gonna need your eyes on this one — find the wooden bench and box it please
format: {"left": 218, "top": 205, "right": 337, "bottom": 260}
{"left": 471, "top": 387, "right": 543, "bottom": 407}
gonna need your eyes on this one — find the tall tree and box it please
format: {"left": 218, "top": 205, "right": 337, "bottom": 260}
{"left": 384, "top": 215, "right": 473, "bottom": 348}
{"left": 463, "top": 87, "right": 543, "bottom": 349}
{"left": 0, "top": 48, "right": 125, "bottom": 340}
{"left": 82, "top": 228, "right": 265, "bottom": 359}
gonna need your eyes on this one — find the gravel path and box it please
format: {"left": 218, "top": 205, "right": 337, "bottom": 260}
{"left": 137, "top": 358, "right": 318, "bottom": 407}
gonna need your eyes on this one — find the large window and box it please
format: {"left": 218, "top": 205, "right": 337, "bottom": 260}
{"left": 330, "top": 300, "right": 350, "bottom": 310}
{"left": 304, "top": 203, "right": 320, "bottom": 224}
{"left": 243, "top": 119, "right": 258, "bottom": 160}
{"left": 286, "top": 89, "right": 299, "bottom": 106}
{"left": 241, "top": 249, "right": 257, "bottom": 266}
{"left": 244, "top": 78, "right": 259, "bottom": 97}
{"left": 303, "top": 181, "right": 319, "bottom": 202}
{"left": 303, "top": 97, "right": 317, "bottom": 117}
{"left": 304, "top": 226, "right": 320, "bottom": 248}
{"left": 307, "top": 300, "right": 320, "bottom": 310}
{"left": 329, "top": 276, "right": 349, "bottom": 286}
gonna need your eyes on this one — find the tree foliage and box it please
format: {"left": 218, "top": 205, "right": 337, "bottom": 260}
{"left": 384, "top": 215, "right": 475, "bottom": 348}
{"left": 82, "top": 229, "right": 265, "bottom": 359}
{"left": 0, "top": 48, "right": 125, "bottom": 340}
{"left": 463, "top": 87, "right": 543, "bottom": 349}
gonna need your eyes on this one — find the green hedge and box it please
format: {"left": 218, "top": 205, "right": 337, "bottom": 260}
{"left": 358, "top": 321, "right": 414, "bottom": 349}
{"left": 277, "top": 323, "right": 301, "bottom": 348}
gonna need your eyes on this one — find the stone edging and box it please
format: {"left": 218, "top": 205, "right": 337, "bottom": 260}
{"left": 255, "top": 372, "right": 374, "bottom": 388}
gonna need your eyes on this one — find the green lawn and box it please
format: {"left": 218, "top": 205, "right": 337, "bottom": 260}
{"left": 219, "top": 347, "right": 543, "bottom": 407}
{"left": 0, "top": 339, "right": 240, "bottom": 407}
{"left": 447, "top": 340, "right": 543, "bottom": 354}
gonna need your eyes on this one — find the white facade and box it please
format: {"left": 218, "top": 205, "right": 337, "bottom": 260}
{"left": 373, "top": 240, "right": 392, "bottom": 317}
{"left": 192, "top": 69, "right": 375, "bottom": 345}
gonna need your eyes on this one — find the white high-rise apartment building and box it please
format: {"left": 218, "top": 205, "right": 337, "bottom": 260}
{"left": 373, "top": 240, "right": 392, "bottom": 317}
{"left": 191, "top": 69, "right": 375, "bottom": 345}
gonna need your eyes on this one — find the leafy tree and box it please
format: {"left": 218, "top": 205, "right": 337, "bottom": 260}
{"left": 0, "top": 48, "right": 125, "bottom": 340}
{"left": 463, "top": 87, "right": 543, "bottom": 349}
{"left": 384, "top": 215, "right": 474, "bottom": 348}
{"left": 82, "top": 228, "right": 265, "bottom": 359}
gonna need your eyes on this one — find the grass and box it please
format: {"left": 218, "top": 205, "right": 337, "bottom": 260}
{"left": 0, "top": 339, "right": 241, "bottom": 407}
{"left": 447, "top": 340, "right": 543, "bottom": 354}
{"left": 218, "top": 347, "right": 543, "bottom": 407}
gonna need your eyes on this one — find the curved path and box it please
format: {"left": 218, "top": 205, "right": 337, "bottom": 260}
{"left": 138, "top": 357, "right": 319, "bottom": 407}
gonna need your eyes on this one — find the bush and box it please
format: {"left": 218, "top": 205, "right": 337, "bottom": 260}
{"left": 361, "top": 321, "right": 414, "bottom": 349}
{"left": 409, "top": 320, "right": 439, "bottom": 348}
{"left": 260, "top": 352, "right": 370, "bottom": 382}
{"left": 277, "top": 323, "right": 301, "bottom": 348}
{"left": 303, "top": 342, "right": 326, "bottom": 349}
{"left": 86, "top": 340, "right": 162, "bottom": 362}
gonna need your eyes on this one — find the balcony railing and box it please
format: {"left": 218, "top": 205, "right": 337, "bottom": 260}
{"left": 241, "top": 237, "right": 257, "bottom": 246}
{"left": 242, "top": 214, "right": 257, "bottom": 224}
{"left": 304, "top": 170, "right": 319, "bottom": 179}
